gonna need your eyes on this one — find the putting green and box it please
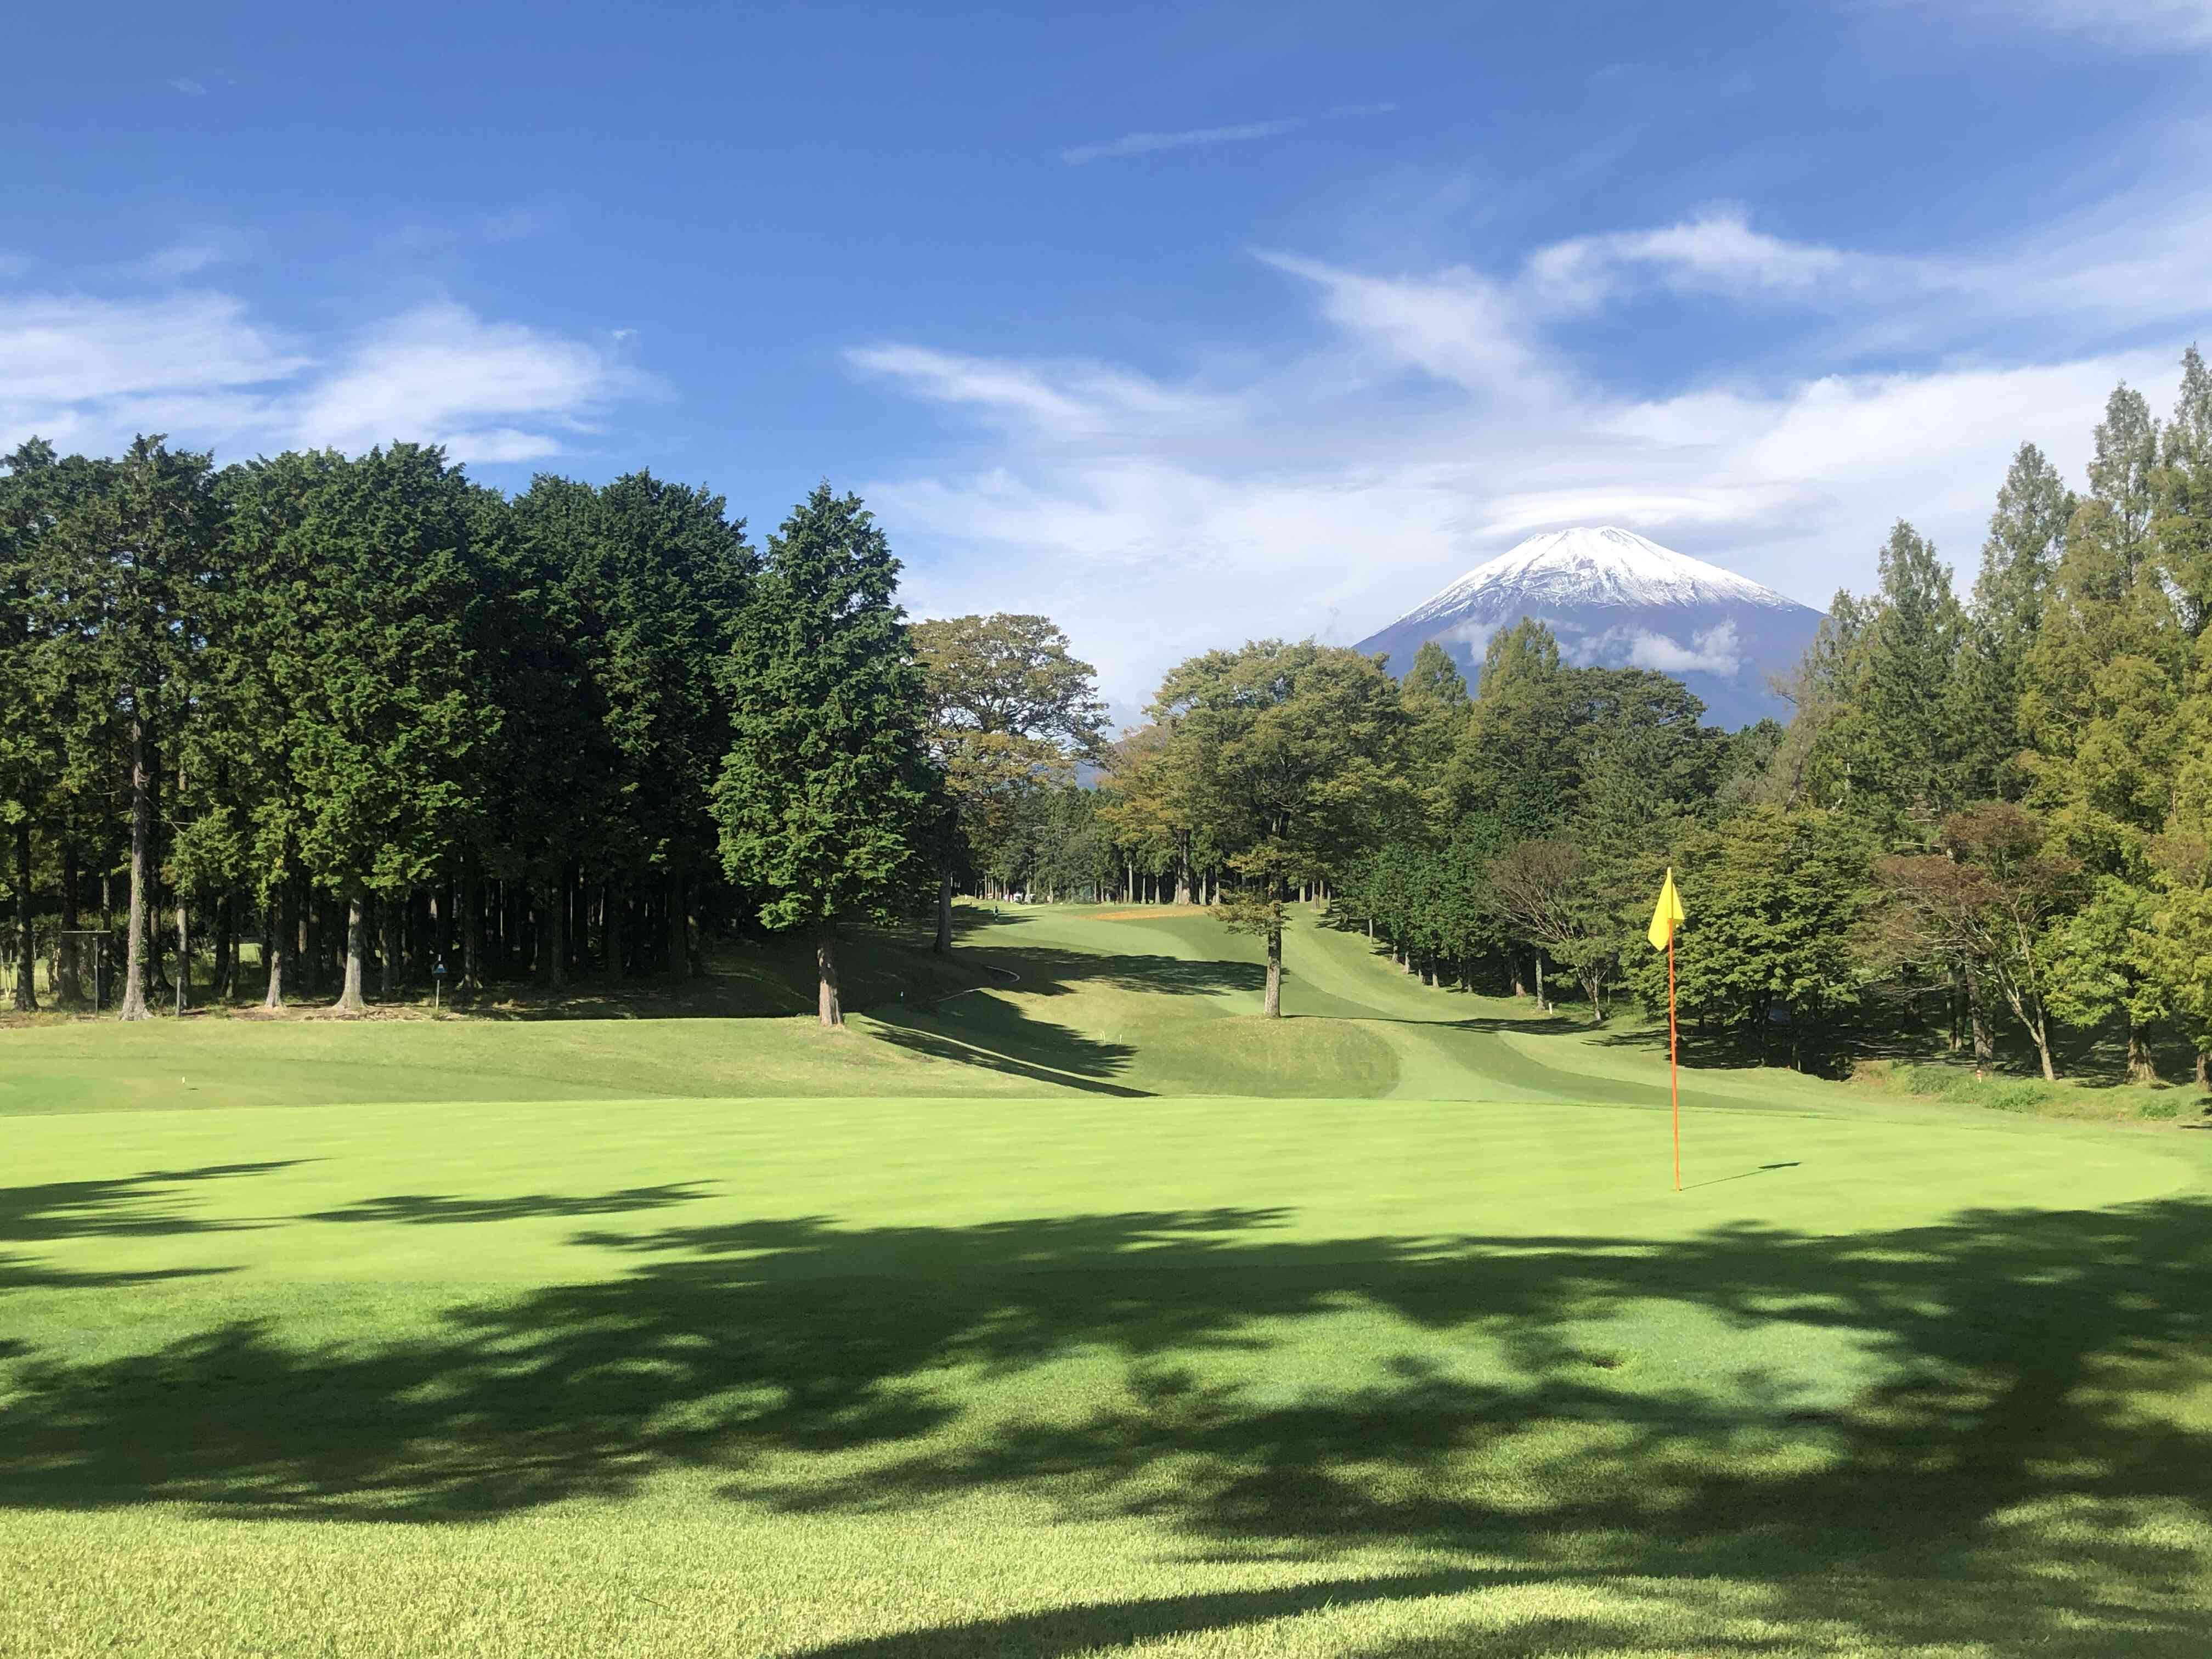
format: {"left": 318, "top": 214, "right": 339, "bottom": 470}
{"left": 6, "top": 1091, "right": 2192, "bottom": 1295}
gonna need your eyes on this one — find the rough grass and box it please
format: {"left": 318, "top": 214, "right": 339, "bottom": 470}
{"left": 6, "top": 904, "right": 2212, "bottom": 1655}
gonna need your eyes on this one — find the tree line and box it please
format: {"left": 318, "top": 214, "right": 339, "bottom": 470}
{"left": 0, "top": 437, "right": 940, "bottom": 1024}
{"left": 10, "top": 343, "right": 2210, "bottom": 1076}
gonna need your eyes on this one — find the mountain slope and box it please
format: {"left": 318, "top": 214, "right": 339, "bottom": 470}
{"left": 1355, "top": 527, "right": 1824, "bottom": 728}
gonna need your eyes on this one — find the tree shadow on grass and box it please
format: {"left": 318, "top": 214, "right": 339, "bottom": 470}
{"left": 1, "top": 1162, "right": 306, "bottom": 1243}
{"left": 0, "top": 1162, "right": 301, "bottom": 1293}
{"left": 792, "top": 1572, "right": 1500, "bottom": 1658}
{"left": 865, "top": 1001, "right": 1147, "bottom": 1095}
{"left": 3, "top": 1200, "right": 2212, "bottom": 1651}
{"left": 298, "top": 1183, "right": 713, "bottom": 1226}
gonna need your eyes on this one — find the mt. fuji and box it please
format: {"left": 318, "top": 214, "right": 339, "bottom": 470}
{"left": 1353, "top": 528, "right": 1825, "bottom": 729}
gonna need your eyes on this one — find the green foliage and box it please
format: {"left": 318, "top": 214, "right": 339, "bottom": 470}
{"left": 1893, "top": 1063, "right": 2053, "bottom": 1113}
{"left": 713, "top": 484, "right": 941, "bottom": 937}
{"left": 913, "top": 613, "right": 1106, "bottom": 885}
{"left": 1625, "top": 805, "right": 1878, "bottom": 1068}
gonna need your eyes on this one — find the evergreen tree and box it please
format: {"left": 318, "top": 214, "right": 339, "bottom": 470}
{"left": 1951, "top": 443, "right": 2072, "bottom": 800}
{"left": 713, "top": 485, "right": 940, "bottom": 1026}
{"left": 2153, "top": 345, "right": 2212, "bottom": 639}
{"left": 231, "top": 445, "right": 504, "bottom": 1011}
{"left": 1398, "top": 639, "right": 1471, "bottom": 816}
{"left": 43, "top": 437, "right": 219, "bottom": 1020}
{"left": 1859, "top": 521, "right": 1967, "bottom": 820}
{"left": 1444, "top": 621, "right": 1574, "bottom": 836}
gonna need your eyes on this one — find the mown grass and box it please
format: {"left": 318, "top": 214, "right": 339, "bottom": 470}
{"left": 5, "top": 904, "right": 2212, "bottom": 1654}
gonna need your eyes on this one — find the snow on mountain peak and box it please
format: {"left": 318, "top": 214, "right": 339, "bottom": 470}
{"left": 1403, "top": 527, "right": 1800, "bottom": 624}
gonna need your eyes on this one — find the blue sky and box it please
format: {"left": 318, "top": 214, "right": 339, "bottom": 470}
{"left": 7, "top": 1, "right": 2211, "bottom": 710}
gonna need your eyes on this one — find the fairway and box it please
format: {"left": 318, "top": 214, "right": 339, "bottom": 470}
{"left": 6, "top": 909, "right": 2212, "bottom": 1656}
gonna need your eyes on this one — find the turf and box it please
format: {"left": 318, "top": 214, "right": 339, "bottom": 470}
{"left": 5, "top": 905, "right": 2212, "bottom": 1655}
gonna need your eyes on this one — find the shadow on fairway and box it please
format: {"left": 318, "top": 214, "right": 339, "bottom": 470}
{"left": 299, "top": 1183, "right": 714, "bottom": 1226}
{"left": 0, "top": 1161, "right": 300, "bottom": 1291}
{"left": 791, "top": 1572, "right": 1498, "bottom": 1657}
{"left": 5, "top": 1193, "right": 2212, "bottom": 1652}
{"left": 865, "top": 997, "right": 1148, "bottom": 1094}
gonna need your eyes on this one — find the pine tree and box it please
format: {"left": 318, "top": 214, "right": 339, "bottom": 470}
{"left": 712, "top": 485, "right": 940, "bottom": 1026}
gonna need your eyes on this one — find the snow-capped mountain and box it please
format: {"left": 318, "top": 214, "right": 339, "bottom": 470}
{"left": 1354, "top": 527, "right": 1824, "bottom": 730}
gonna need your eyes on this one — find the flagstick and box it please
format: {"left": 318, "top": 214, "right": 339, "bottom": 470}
{"left": 1669, "top": 932, "right": 1680, "bottom": 1193}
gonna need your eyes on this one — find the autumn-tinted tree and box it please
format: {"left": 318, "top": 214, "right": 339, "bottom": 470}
{"left": 1872, "top": 803, "right": 2078, "bottom": 1081}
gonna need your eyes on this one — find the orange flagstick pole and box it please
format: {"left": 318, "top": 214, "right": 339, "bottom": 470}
{"left": 1668, "top": 931, "right": 1680, "bottom": 1193}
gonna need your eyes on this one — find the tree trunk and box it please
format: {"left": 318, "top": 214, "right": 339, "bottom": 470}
{"left": 12, "top": 821, "right": 35, "bottom": 1013}
{"left": 603, "top": 878, "right": 625, "bottom": 978}
{"left": 117, "top": 709, "right": 154, "bottom": 1020}
{"left": 934, "top": 870, "right": 953, "bottom": 953}
{"left": 173, "top": 900, "right": 189, "bottom": 1015}
{"left": 665, "top": 871, "right": 689, "bottom": 978}
{"left": 462, "top": 870, "right": 483, "bottom": 992}
{"left": 817, "top": 928, "right": 843, "bottom": 1027}
{"left": 263, "top": 890, "right": 288, "bottom": 1008}
{"left": 301, "top": 885, "right": 320, "bottom": 997}
{"left": 378, "top": 896, "right": 397, "bottom": 1002}
{"left": 539, "top": 878, "right": 568, "bottom": 990}
{"left": 214, "top": 893, "right": 235, "bottom": 1000}
{"left": 2197, "top": 1048, "right": 2210, "bottom": 1091}
{"left": 334, "top": 890, "right": 368, "bottom": 1013}
{"left": 1263, "top": 920, "right": 1283, "bottom": 1018}
{"left": 2030, "top": 1013, "right": 2057, "bottom": 1082}
{"left": 2127, "top": 1020, "right": 2158, "bottom": 1085}
{"left": 1967, "top": 964, "right": 1994, "bottom": 1070}
{"left": 1534, "top": 956, "right": 1544, "bottom": 1012}
{"left": 55, "top": 847, "right": 86, "bottom": 1009}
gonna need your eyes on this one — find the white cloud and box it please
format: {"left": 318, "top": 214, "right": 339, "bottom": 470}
{"left": 1063, "top": 120, "right": 1302, "bottom": 164}
{"left": 291, "top": 303, "right": 633, "bottom": 459}
{"left": 855, "top": 199, "right": 2209, "bottom": 712}
{"left": 0, "top": 288, "right": 636, "bottom": 467}
{"left": 0, "top": 292, "right": 305, "bottom": 406}
{"left": 1602, "top": 622, "right": 1746, "bottom": 677}
{"left": 168, "top": 76, "right": 207, "bottom": 97}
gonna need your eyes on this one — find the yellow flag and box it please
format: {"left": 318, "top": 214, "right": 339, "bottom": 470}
{"left": 1646, "top": 868, "right": 1686, "bottom": 951}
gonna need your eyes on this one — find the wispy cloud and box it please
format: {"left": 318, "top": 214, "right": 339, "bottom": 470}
{"left": 1876, "top": 1, "right": 2212, "bottom": 50}
{"left": 1062, "top": 100, "right": 1398, "bottom": 165}
{"left": 140, "top": 230, "right": 252, "bottom": 280}
{"left": 853, "top": 195, "right": 2210, "bottom": 708}
{"left": 1063, "top": 120, "right": 1302, "bottom": 165}
{"left": 167, "top": 76, "right": 208, "bottom": 97}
